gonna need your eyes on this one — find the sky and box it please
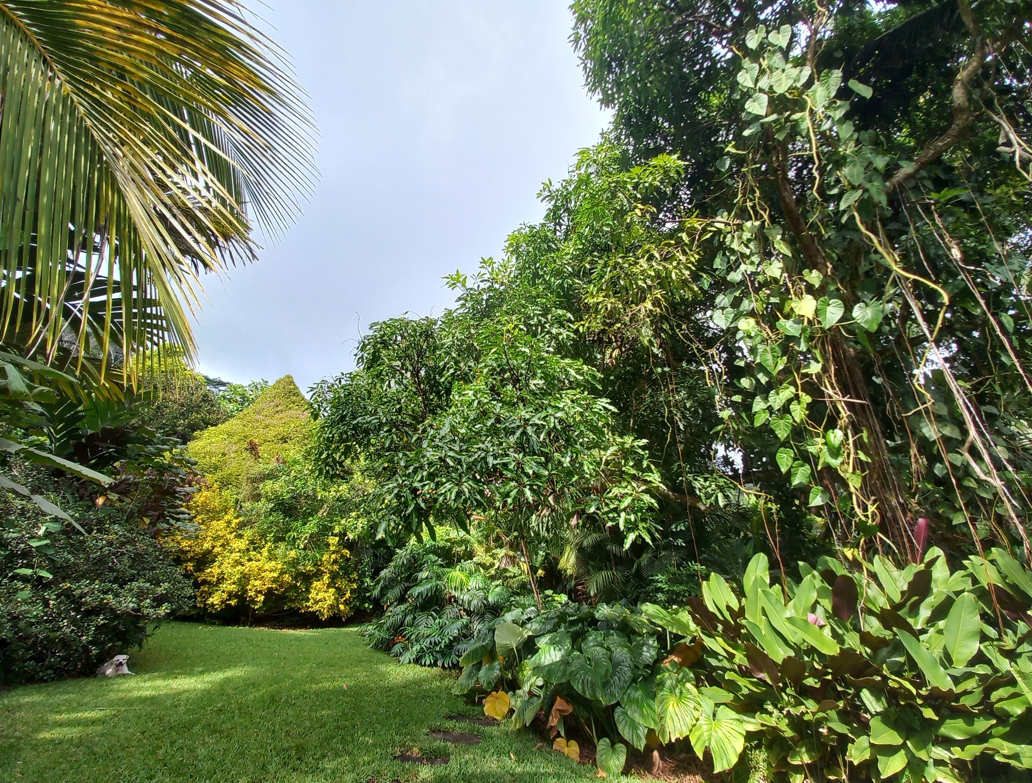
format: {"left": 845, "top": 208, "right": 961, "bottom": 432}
{"left": 193, "top": 1, "right": 609, "bottom": 391}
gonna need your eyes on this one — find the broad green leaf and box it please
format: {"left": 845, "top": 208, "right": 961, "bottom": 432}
{"left": 776, "top": 447, "right": 795, "bottom": 473}
{"left": 745, "top": 92, "right": 769, "bottom": 116}
{"left": 852, "top": 301, "right": 884, "bottom": 332}
{"left": 818, "top": 297, "right": 845, "bottom": 329}
{"left": 601, "top": 648, "right": 634, "bottom": 705}
{"left": 896, "top": 630, "right": 954, "bottom": 691}
{"left": 943, "top": 593, "right": 980, "bottom": 667}
{"left": 689, "top": 698, "right": 746, "bottom": 773}
{"left": 657, "top": 676, "right": 699, "bottom": 742}
{"left": 870, "top": 714, "right": 905, "bottom": 746}
{"left": 808, "top": 487, "right": 830, "bottom": 506}
{"left": 622, "top": 683, "right": 660, "bottom": 730}
{"left": 639, "top": 603, "right": 695, "bottom": 637}
{"left": 495, "top": 622, "right": 529, "bottom": 657}
{"left": 770, "top": 414, "right": 793, "bottom": 440}
{"left": 848, "top": 79, "right": 873, "bottom": 99}
{"left": 479, "top": 659, "right": 502, "bottom": 689}
{"left": 790, "top": 460, "right": 811, "bottom": 487}
{"left": 937, "top": 715, "right": 995, "bottom": 740}
{"left": 615, "top": 706, "right": 648, "bottom": 750}
{"left": 792, "top": 295, "right": 817, "bottom": 319}
{"left": 991, "top": 549, "right": 1032, "bottom": 600}
{"left": 596, "top": 737, "right": 628, "bottom": 777}
{"left": 512, "top": 694, "right": 543, "bottom": 728}
{"left": 875, "top": 746, "right": 909, "bottom": 777}
{"left": 802, "top": 269, "right": 823, "bottom": 287}
{"left": 784, "top": 616, "right": 840, "bottom": 655}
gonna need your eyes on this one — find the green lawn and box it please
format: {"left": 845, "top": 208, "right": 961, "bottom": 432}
{"left": 0, "top": 622, "right": 597, "bottom": 783}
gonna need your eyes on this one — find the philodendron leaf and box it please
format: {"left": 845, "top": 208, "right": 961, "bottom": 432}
{"left": 852, "top": 301, "right": 883, "bottom": 332}
{"left": 615, "top": 706, "right": 648, "bottom": 750}
{"left": 484, "top": 690, "right": 511, "bottom": 720}
{"left": 657, "top": 675, "right": 699, "bottom": 743}
{"left": 495, "top": 622, "right": 529, "bottom": 658}
{"left": 745, "top": 92, "right": 769, "bottom": 116}
{"left": 596, "top": 737, "right": 628, "bottom": 777}
{"left": 818, "top": 297, "right": 845, "bottom": 329}
{"left": 944, "top": 593, "right": 980, "bottom": 667}
{"left": 688, "top": 698, "right": 746, "bottom": 773}
{"left": 565, "top": 739, "right": 580, "bottom": 763}
{"left": 776, "top": 447, "right": 794, "bottom": 473}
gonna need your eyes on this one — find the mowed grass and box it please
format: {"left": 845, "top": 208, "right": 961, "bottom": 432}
{"left": 0, "top": 622, "right": 596, "bottom": 783}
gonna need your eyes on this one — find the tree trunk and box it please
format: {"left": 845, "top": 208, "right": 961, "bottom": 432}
{"left": 771, "top": 136, "right": 915, "bottom": 559}
{"left": 822, "top": 332, "right": 915, "bottom": 559}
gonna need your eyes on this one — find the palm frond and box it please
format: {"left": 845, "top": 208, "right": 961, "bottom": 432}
{"left": 0, "top": 0, "right": 315, "bottom": 371}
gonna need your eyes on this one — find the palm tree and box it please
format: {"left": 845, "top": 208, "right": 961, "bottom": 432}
{"left": 0, "top": 0, "right": 315, "bottom": 376}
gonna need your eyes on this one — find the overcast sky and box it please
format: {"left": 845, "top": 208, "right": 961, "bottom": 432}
{"left": 193, "top": 1, "right": 609, "bottom": 391}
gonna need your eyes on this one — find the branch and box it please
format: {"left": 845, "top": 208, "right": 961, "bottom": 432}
{"left": 652, "top": 484, "right": 705, "bottom": 509}
{"left": 886, "top": 0, "right": 988, "bottom": 192}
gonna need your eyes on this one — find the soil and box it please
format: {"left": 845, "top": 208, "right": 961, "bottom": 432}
{"left": 429, "top": 730, "right": 481, "bottom": 745}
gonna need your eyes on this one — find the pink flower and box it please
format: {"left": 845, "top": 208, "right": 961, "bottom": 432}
{"left": 807, "top": 612, "right": 826, "bottom": 627}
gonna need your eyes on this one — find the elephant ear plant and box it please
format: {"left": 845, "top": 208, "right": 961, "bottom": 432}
{"left": 457, "top": 549, "right": 1032, "bottom": 781}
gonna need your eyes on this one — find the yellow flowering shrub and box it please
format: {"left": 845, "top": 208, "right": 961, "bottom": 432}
{"left": 170, "top": 483, "right": 360, "bottom": 620}
{"left": 301, "top": 536, "right": 359, "bottom": 620}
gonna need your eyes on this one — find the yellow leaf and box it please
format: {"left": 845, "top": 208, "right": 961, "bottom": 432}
{"left": 596, "top": 768, "right": 608, "bottom": 778}
{"left": 566, "top": 740, "right": 581, "bottom": 763}
{"left": 484, "top": 691, "right": 511, "bottom": 720}
{"left": 553, "top": 738, "right": 568, "bottom": 753}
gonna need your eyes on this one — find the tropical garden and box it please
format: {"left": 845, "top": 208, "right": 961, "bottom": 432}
{"left": 2, "top": 1, "right": 1032, "bottom": 782}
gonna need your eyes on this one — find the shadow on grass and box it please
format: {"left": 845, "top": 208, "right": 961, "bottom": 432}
{"left": 0, "top": 623, "right": 595, "bottom": 783}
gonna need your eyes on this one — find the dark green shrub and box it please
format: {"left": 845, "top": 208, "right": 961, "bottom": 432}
{"left": 0, "top": 462, "right": 194, "bottom": 684}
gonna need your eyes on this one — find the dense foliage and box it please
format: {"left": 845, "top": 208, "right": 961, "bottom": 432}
{"left": 459, "top": 548, "right": 1032, "bottom": 781}
{"left": 188, "top": 376, "right": 314, "bottom": 501}
{"left": 308, "top": 2, "right": 1032, "bottom": 779}
{"left": 0, "top": 459, "right": 193, "bottom": 684}
{"left": 363, "top": 528, "right": 528, "bottom": 667}
{"left": 171, "top": 376, "right": 371, "bottom": 622}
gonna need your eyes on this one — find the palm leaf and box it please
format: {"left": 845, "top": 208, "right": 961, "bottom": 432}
{"left": 0, "top": 1, "right": 315, "bottom": 372}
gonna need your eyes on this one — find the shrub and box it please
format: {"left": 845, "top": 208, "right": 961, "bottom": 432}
{"left": 169, "top": 480, "right": 360, "bottom": 622}
{"left": 0, "top": 460, "right": 193, "bottom": 684}
{"left": 186, "top": 375, "right": 313, "bottom": 501}
{"left": 459, "top": 549, "right": 1032, "bottom": 781}
{"left": 363, "top": 530, "right": 528, "bottom": 667}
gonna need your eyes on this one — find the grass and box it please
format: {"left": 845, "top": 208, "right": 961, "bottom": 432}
{"left": 0, "top": 622, "right": 598, "bottom": 783}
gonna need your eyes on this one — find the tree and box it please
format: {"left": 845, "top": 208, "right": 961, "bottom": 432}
{"left": 0, "top": 0, "right": 314, "bottom": 371}
{"left": 572, "top": 0, "right": 1032, "bottom": 559}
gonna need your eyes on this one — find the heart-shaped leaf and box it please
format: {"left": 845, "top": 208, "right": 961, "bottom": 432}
{"left": 745, "top": 92, "right": 769, "bottom": 116}
{"left": 818, "top": 297, "right": 845, "bottom": 329}
{"left": 484, "top": 690, "right": 511, "bottom": 720}
{"left": 494, "top": 622, "right": 528, "bottom": 657}
{"left": 596, "top": 738, "right": 628, "bottom": 777}
{"left": 852, "top": 301, "right": 884, "bottom": 332}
